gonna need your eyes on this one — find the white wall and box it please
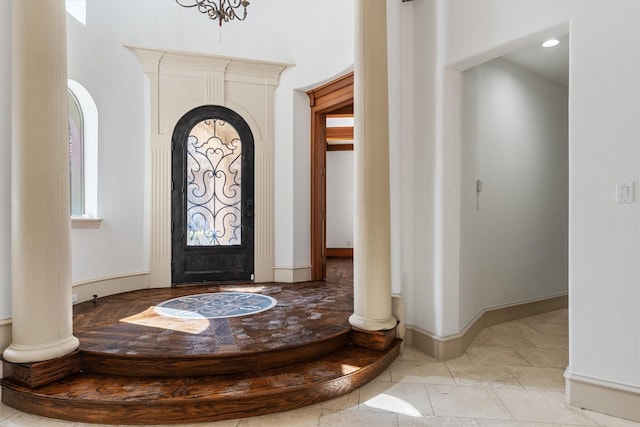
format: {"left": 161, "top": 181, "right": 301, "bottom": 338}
{"left": 0, "top": 0, "right": 12, "bottom": 323}
{"left": 418, "top": 1, "right": 575, "bottom": 338}
{"left": 402, "top": 0, "right": 639, "bottom": 412}
{"left": 460, "top": 58, "right": 568, "bottom": 328}
{"left": 0, "top": 0, "right": 355, "bottom": 324}
{"left": 62, "top": 0, "right": 355, "bottom": 283}
{"left": 326, "top": 151, "right": 354, "bottom": 248}
{"left": 399, "top": 0, "right": 439, "bottom": 334}
{"left": 568, "top": 0, "right": 640, "bottom": 392}
{"left": 275, "top": 4, "right": 355, "bottom": 269}
{"left": 66, "top": 3, "right": 148, "bottom": 282}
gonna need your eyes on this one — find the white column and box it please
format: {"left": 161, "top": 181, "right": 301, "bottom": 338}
{"left": 3, "top": 0, "right": 79, "bottom": 363}
{"left": 349, "top": 0, "right": 397, "bottom": 332}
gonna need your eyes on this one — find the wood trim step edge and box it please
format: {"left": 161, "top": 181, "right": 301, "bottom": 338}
{"left": 2, "top": 351, "right": 83, "bottom": 388}
{"left": 350, "top": 324, "right": 398, "bottom": 351}
{"left": 326, "top": 248, "right": 353, "bottom": 258}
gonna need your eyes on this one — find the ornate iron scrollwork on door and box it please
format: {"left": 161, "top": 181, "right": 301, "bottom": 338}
{"left": 186, "top": 118, "right": 242, "bottom": 246}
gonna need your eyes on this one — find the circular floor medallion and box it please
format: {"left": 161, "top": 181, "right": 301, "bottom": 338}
{"left": 154, "top": 292, "right": 277, "bottom": 320}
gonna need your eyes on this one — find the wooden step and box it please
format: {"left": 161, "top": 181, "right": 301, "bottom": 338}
{"left": 81, "top": 331, "right": 351, "bottom": 377}
{"left": 1, "top": 340, "right": 401, "bottom": 425}
{"left": 72, "top": 284, "right": 355, "bottom": 377}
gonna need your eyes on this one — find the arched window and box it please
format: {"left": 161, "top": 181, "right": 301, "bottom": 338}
{"left": 68, "top": 80, "right": 100, "bottom": 228}
{"left": 68, "top": 87, "right": 84, "bottom": 216}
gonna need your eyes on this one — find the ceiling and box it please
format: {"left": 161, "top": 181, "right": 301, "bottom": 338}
{"left": 501, "top": 35, "right": 569, "bottom": 87}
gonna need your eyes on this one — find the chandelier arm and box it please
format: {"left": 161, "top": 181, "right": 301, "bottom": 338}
{"left": 175, "top": 0, "right": 249, "bottom": 26}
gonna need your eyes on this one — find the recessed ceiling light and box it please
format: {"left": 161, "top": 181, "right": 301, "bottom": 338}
{"left": 542, "top": 39, "right": 560, "bottom": 48}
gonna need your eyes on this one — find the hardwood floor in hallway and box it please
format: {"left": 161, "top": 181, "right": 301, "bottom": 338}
{"left": 325, "top": 256, "right": 354, "bottom": 287}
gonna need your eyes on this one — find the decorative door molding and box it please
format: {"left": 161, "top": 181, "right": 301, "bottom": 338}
{"left": 130, "top": 46, "right": 288, "bottom": 286}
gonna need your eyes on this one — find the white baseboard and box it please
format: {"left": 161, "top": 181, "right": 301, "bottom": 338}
{"left": 405, "top": 293, "right": 568, "bottom": 360}
{"left": 565, "top": 369, "right": 640, "bottom": 422}
{"left": 72, "top": 272, "right": 150, "bottom": 304}
{"left": 273, "top": 266, "right": 312, "bottom": 283}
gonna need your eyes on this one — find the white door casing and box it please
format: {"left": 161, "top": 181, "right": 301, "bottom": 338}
{"left": 130, "top": 47, "right": 288, "bottom": 286}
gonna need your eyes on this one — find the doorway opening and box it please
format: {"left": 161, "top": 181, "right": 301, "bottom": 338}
{"left": 459, "top": 34, "right": 569, "bottom": 358}
{"left": 325, "top": 112, "right": 354, "bottom": 260}
{"left": 307, "top": 73, "right": 354, "bottom": 281}
{"left": 171, "top": 105, "right": 255, "bottom": 284}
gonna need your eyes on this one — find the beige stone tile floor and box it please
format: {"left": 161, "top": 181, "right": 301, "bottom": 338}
{"left": 1, "top": 309, "right": 639, "bottom": 427}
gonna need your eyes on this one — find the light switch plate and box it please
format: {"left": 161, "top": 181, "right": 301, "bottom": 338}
{"left": 616, "top": 181, "right": 634, "bottom": 203}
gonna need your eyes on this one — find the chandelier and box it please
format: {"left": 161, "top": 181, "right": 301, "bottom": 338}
{"left": 175, "top": 0, "right": 250, "bottom": 27}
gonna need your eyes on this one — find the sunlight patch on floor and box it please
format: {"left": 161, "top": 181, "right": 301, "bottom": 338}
{"left": 120, "top": 306, "right": 210, "bottom": 334}
{"left": 364, "top": 393, "right": 423, "bottom": 417}
{"left": 340, "top": 364, "right": 361, "bottom": 375}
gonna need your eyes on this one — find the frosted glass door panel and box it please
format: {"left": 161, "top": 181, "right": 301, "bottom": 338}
{"left": 186, "top": 119, "right": 242, "bottom": 246}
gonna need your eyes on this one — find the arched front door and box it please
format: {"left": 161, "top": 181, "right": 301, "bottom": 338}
{"left": 171, "top": 105, "right": 255, "bottom": 284}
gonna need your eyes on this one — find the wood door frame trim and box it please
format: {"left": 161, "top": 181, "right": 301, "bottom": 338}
{"left": 326, "top": 248, "right": 354, "bottom": 258}
{"left": 327, "top": 144, "right": 354, "bottom": 152}
{"left": 326, "top": 126, "right": 354, "bottom": 141}
{"left": 306, "top": 72, "right": 354, "bottom": 281}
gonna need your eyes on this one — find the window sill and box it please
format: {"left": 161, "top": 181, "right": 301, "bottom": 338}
{"left": 71, "top": 217, "right": 103, "bottom": 229}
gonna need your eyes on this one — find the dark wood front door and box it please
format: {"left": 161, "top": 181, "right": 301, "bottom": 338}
{"left": 171, "top": 105, "right": 254, "bottom": 284}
